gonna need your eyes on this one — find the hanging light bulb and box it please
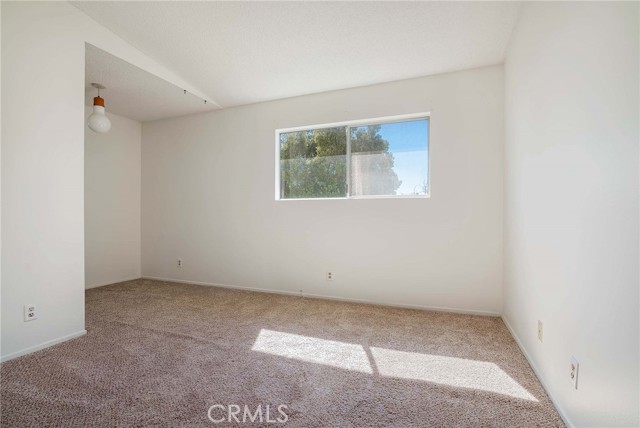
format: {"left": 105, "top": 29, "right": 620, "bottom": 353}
{"left": 88, "top": 83, "right": 111, "bottom": 134}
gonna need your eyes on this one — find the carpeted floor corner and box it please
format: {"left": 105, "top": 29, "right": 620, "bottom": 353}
{"left": 0, "top": 279, "right": 564, "bottom": 427}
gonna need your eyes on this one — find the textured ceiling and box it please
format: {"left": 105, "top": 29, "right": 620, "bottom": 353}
{"left": 85, "top": 43, "right": 218, "bottom": 122}
{"left": 75, "top": 1, "right": 520, "bottom": 110}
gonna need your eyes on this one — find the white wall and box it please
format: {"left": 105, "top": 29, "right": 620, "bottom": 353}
{"left": 0, "top": 1, "right": 3, "bottom": 348}
{"left": 0, "top": 1, "right": 194, "bottom": 361}
{"left": 142, "top": 65, "right": 504, "bottom": 315}
{"left": 503, "top": 3, "right": 639, "bottom": 427}
{"left": 85, "top": 108, "right": 141, "bottom": 289}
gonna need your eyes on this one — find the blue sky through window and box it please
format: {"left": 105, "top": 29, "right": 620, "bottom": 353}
{"left": 377, "top": 119, "right": 429, "bottom": 195}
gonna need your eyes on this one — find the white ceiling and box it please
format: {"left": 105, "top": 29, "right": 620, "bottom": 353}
{"left": 85, "top": 43, "right": 218, "bottom": 122}
{"left": 77, "top": 1, "right": 520, "bottom": 117}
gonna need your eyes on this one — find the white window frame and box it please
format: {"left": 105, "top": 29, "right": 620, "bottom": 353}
{"left": 275, "top": 112, "right": 431, "bottom": 201}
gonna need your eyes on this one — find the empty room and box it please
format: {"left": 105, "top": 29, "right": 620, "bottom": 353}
{"left": 1, "top": 1, "right": 638, "bottom": 427}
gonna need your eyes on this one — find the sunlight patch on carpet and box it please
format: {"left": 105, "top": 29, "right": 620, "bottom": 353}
{"left": 370, "top": 347, "right": 538, "bottom": 402}
{"left": 252, "top": 329, "right": 537, "bottom": 402}
{"left": 252, "top": 329, "right": 373, "bottom": 373}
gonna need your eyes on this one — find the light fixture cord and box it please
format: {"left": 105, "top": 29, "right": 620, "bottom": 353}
{"left": 183, "top": 88, "right": 209, "bottom": 106}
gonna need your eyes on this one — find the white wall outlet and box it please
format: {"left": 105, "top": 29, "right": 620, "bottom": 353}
{"left": 537, "top": 320, "right": 543, "bottom": 342}
{"left": 24, "top": 304, "right": 37, "bottom": 322}
{"left": 177, "top": 259, "right": 183, "bottom": 268}
{"left": 570, "top": 356, "right": 579, "bottom": 389}
{"left": 326, "top": 271, "right": 334, "bottom": 281}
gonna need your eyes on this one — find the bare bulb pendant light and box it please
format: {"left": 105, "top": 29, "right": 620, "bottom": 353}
{"left": 88, "top": 83, "right": 112, "bottom": 134}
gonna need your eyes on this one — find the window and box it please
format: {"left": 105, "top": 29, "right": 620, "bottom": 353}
{"left": 277, "top": 115, "right": 429, "bottom": 200}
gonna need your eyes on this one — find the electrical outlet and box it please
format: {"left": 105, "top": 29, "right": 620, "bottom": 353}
{"left": 326, "top": 271, "right": 333, "bottom": 281}
{"left": 177, "top": 259, "right": 183, "bottom": 268}
{"left": 570, "top": 356, "right": 579, "bottom": 389}
{"left": 537, "top": 320, "right": 543, "bottom": 342}
{"left": 24, "top": 304, "right": 37, "bottom": 322}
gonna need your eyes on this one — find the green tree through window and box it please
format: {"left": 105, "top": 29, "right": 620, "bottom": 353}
{"left": 350, "top": 125, "right": 402, "bottom": 196}
{"left": 280, "top": 127, "right": 348, "bottom": 199}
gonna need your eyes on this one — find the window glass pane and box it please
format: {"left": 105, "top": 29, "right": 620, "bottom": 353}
{"left": 350, "top": 119, "right": 428, "bottom": 197}
{"left": 279, "top": 127, "right": 347, "bottom": 199}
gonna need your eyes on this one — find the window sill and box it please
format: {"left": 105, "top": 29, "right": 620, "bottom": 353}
{"left": 275, "top": 194, "right": 430, "bottom": 201}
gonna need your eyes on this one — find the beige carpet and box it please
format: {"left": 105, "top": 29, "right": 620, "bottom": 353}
{"left": 1, "top": 279, "right": 564, "bottom": 427}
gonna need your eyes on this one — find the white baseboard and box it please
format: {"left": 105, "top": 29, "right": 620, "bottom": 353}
{"left": 142, "top": 275, "right": 501, "bottom": 317}
{"left": 501, "top": 315, "right": 574, "bottom": 428}
{"left": 0, "top": 330, "right": 87, "bottom": 363}
{"left": 85, "top": 276, "right": 141, "bottom": 289}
